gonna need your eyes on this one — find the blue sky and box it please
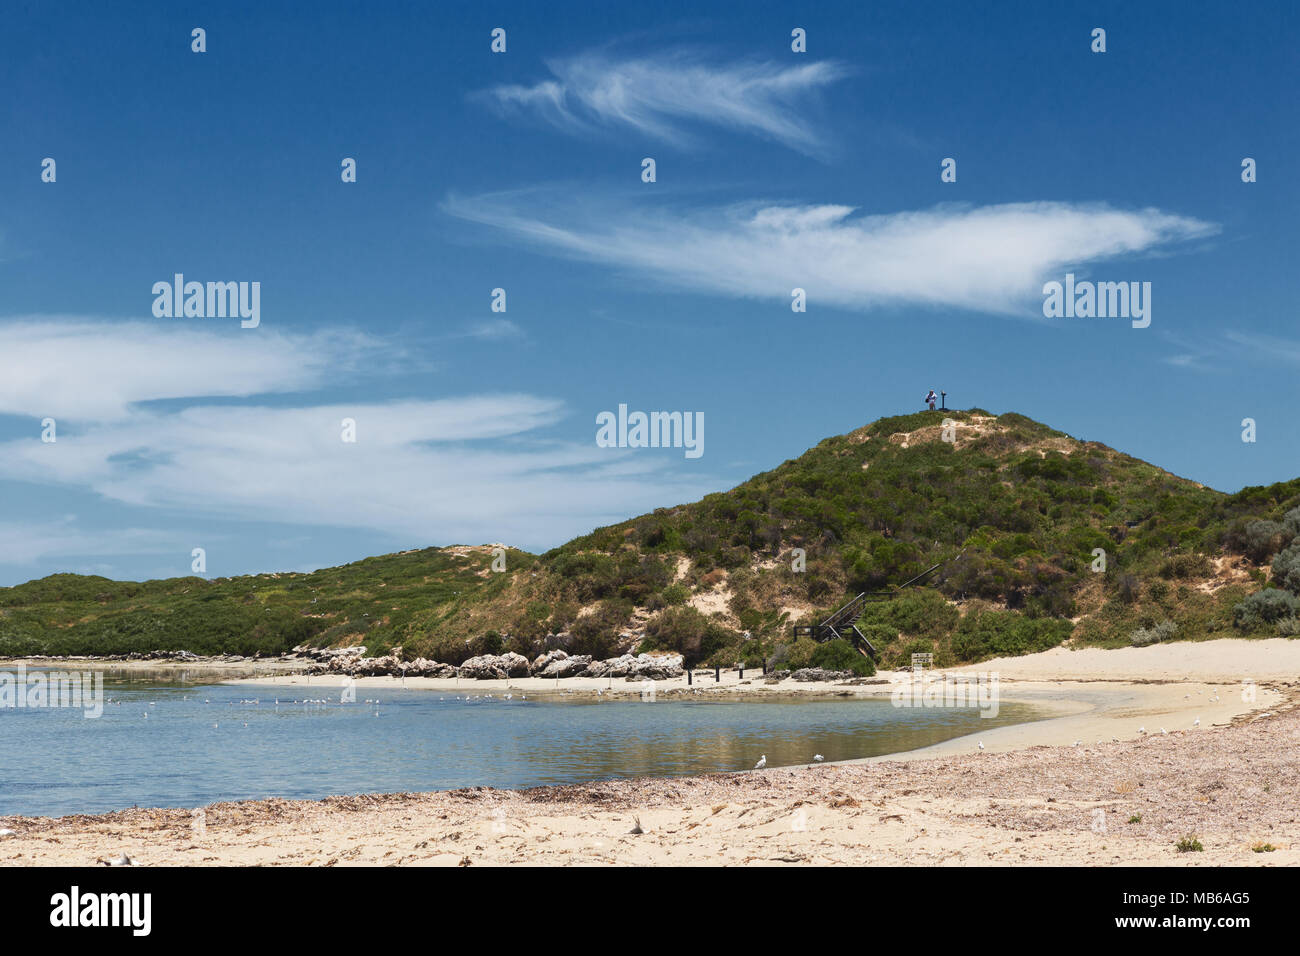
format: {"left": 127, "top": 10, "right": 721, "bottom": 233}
{"left": 0, "top": 0, "right": 1296, "bottom": 585}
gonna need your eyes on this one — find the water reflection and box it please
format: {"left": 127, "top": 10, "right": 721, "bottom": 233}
{"left": 0, "top": 673, "right": 1041, "bottom": 817}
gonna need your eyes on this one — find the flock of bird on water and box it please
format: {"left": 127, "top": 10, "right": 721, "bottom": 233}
{"left": 96, "top": 683, "right": 1244, "bottom": 773}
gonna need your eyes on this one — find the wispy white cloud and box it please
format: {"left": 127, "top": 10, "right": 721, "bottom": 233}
{"left": 457, "top": 318, "right": 526, "bottom": 342}
{"left": 444, "top": 193, "right": 1218, "bottom": 316}
{"left": 0, "top": 517, "right": 188, "bottom": 566}
{"left": 0, "top": 321, "right": 719, "bottom": 554}
{"left": 0, "top": 318, "right": 384, "bottom": 422}
{"left": 1162, "top": 330, "right": 1300, "bottom": 370}
{"left": 478, "top": 49, "right": 850, "bottom": 157}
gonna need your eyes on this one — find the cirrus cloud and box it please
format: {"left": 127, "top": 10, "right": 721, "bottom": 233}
{"left": 477, "top": 49, "right": 851, "bottom": 158}
{"left": 444, "top": 192, "right": 1219, "bottom": 316}
{"left": 0, "top": 320, "right": 721, "bottom": 559}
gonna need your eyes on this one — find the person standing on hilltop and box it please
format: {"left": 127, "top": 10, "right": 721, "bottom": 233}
{"left": 924, "top": 389, "right": 938, "bottom": 410}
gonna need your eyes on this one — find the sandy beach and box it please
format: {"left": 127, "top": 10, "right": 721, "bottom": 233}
{"left": 2, "top": 638, "right": 1297, "bottom": 866}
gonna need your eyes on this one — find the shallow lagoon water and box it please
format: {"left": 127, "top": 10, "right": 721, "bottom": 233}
{"left": 0, "top": 671, "right": 1040, "bottom": 816}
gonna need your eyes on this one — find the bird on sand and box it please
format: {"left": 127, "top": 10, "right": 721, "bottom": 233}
{"left": 754, "top": 755, "right": 767, "bottom": 769}
{"left": 99, "top": 853, "right": 135, "bottom": 867}
{"left": 1193, "top": 717, "right": 1201, "bottom": 727}
{"left": 813, "top": 754, "right": 824, "bottom": 762}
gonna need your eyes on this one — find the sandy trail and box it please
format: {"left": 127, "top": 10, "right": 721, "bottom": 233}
{"left": 1, "top": 638, "right": 1297, "bottom": 866}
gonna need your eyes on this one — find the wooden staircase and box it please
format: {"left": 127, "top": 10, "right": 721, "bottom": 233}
{"left": 793, "top": 552, "right": 964, "bottom": 660}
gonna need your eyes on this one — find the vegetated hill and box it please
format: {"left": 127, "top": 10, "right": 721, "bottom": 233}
{"left": 4, "top": 409, "right": 1300, "bottom": 667}
{"left": 0, "top": 545, "right": 529, "bottom": 658}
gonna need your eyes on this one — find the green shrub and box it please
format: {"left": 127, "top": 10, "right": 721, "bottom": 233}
{"left": 660, "top": 583, "right": 689, "bottom": 606}
{"left": 856, "top": 590, "right": 958, "bottom": 641}
{"left": 643, "top": 606, "right": 736, "bottom": 666}
{"left": 1242, "top": 520, "right": 1293, "bottom": 563}
{"left": 568, "top": 600, "right": 632, "bottom": 659}
{"left": 951, "top": 609, "right": 1073, "bottom": 662}
{"left": 1158, "top": 553, "right": 1212, "bottom": 580}
{"left": 1271, "top": 542, "right": 1300, "bottom": 595}
{"left": 809, "top": 638, "right": 876, "bottom": 676}
{"left": 1234, "top": 589, "right": 1300, "bottom": 629}
{"left": 1131, "top": 619, "right": 1177, "bottom": 647}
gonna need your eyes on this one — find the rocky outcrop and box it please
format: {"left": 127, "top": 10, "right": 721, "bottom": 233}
{"left": 298, "top": 645, "right": 690, "bottom": 682}
{"left": 459, "top": 652, "right": 531, "bottom": 679}
{"left": 349, "top": 654, "right": 401, "bottom": 676}
{"left": 538, "top": 654, "right": 593, "bottom": 678}
{"left": 531, "top": 649, "right": 569, "bottom": 673}
{"left": 583, "top": 654, "right": 637, "bottom": 678}
{"left": 627, "top": 653, "right": 684, "bottom": 680}
{"left": 789, "top": 667, "right": 854, "bottom": 682}
{"left": 402, "top": 658, "right": 457, "bottom": 678}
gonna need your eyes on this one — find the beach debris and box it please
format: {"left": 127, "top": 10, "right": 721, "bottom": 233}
{"left": 754, "top": 755, "right": 767, "bottom": 769}
{"left": 0, "top": 828, "right": 17, "bottom": 839}
{"left": 98, "top": 853, "right": 136, "bottom": 867}
{"left": 629, "top": 817, "right": 644, "bottom": 835}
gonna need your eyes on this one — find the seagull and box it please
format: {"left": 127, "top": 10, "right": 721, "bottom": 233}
{"left": 1193, "top": 717, "right": 1200, "bottom": 727}
{"left": 813, "top": 754, "right": 824, "bottom": 762}
{"left": 1138, "top": 726, "right": 1146, "bottom": 734}
{"left": 99, "top": 853, "right": 135, "bottom": 867}
{"left": 754, "top": 755, "right": 767, "bottom": 769}
{"left": 1160, "top": 727, "right": 1168, "bottom": 735}
{"left": 978, "top": 742, "right": 985, "bottom": 750}
{"left": 1073, "top": 740, "right": 1082, "bottom": 747}
{"left": 0, "top": 828, "right": 17, "bottom": 838}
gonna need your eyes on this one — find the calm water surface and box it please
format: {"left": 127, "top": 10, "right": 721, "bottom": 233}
{"left": 0, "top": 670, "right": 1041, "bottom": 816}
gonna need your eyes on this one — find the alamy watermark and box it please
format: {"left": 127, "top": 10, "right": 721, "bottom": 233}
{"left": 1042, "top": 273, "right": 1151, "bottom": 328}
{"left": 152, "top": 274, "right": 260, "bottom": 328}
{"left": 890, "top": 666, "right": 1000, "bottom": 718}
{"left": 596, "top": 404, "right": 703, "bottom": 459}
{"left": 0, "top": 664, "right": 104, "bottom": 718}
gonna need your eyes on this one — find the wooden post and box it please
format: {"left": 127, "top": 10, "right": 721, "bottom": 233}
{"left": 714, "top": 666, "right": 721, "bottom": 682}
{"left": 687, "top": 669, "right": 693, "bottom": 686}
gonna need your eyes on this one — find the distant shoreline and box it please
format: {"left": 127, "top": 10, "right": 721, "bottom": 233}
{"left": 1, "top": 638, "right": 1294, "bottom": 864}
